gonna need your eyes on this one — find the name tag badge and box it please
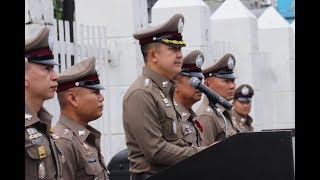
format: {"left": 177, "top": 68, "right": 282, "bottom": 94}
{"left": 38, "top": 146, "right": 46, "bottom": 159}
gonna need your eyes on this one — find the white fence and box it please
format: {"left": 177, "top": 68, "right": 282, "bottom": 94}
{"left": 52, "top": 20, "right": 108, "bottom": 73}
{"left": 44, "top": 19, "right": 113, "bottom": 162}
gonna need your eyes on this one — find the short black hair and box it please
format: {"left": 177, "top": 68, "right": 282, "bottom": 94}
{"left": 140, "top": 43, "right": 161, "bottom": 63}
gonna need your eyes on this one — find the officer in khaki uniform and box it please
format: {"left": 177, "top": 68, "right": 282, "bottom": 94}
{"left": 172, "top": 50, "right": 205, "bottom": 147}
{"left": 53, "top": 57, "right": 109, "bottom": 180}
{"left": 196, "top": 53, "right": 238, "bottom": 145}
{"left": 25, "top": 27, "right": 62, "bottom": 179}
{"left": 232, "top": 84, "right": 255, "bottom": 132}
{"left": 122, "top": 14, "right": 206, "bottom": 180}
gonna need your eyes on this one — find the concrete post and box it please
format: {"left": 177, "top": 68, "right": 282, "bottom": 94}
{"left": 258, "top": 6, "right": 295, "bottom": 129}
{"left": 152, "top": 0, "right": 213, "bottom": 68}
{"left": 210, "top": 0, "right": 259, "bottom": 122}
{"left": 25, "top": 0, "right": 55, "bottom": 38}
{"left": 74, "top": 0, "right": 148, "bottom": 162}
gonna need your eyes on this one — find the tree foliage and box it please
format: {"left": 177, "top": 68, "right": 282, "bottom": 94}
{"left": 53, "top": 0, "right": 63, "bottom": 20}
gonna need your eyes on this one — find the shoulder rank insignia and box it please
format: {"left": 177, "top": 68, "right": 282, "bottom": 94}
{"left": 144, "top": 78, "right": 150, "bottom": 86}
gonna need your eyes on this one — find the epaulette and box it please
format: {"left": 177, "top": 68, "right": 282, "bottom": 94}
{"left": 201, "top": 106, "right": 214, "bottom": 117}
{"left": 25, "top": 113, "right": 32, "bottom": 121}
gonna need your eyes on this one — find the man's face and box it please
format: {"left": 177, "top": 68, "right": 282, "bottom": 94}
{"left": 205, "top": 76, "right": 235, "bottom": 101}
{"left": 153, "top": 43, "right": 183, "bottom": 79}
{"left": 25, "top": 62, "right": 59, "bottom": 100}
{"left": 232, "top": 99, "right": 252, "bottom": 116}
{"left": 175, "top": 75, "right": 203, "bottom": 104}
{"left": 74, "top": 88, "right": 105, "bottom": 121}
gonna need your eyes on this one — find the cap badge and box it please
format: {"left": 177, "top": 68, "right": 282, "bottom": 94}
{"left": 241, "top": 86, "right": 249, "bottom": 95}
{"left": 227, "top": 57, "right": 235, "bottom": 70}
{"left": 178, "top": 18, "right": 184, "bottom": 34}
{"left": 195, "top": 54, "right": 203, "bottom": 68}
{"left": 48, "top": 29, "right": 54, "bottom": 52}
{"left": 75, "top": 82, "right": 80, "bottom": 86}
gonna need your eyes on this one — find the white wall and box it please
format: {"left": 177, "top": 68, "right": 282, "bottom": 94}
{"left": 27, "top": 0, "right": 295, "bottom": 165}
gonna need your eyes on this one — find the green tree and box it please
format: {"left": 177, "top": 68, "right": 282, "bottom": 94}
{"left": 53, "top": 0, "right": 63, "bottom": 20}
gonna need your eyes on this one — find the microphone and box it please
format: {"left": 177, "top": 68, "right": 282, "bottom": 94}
{"left": 189, "top": 77, "right": 233, "bottom": 110}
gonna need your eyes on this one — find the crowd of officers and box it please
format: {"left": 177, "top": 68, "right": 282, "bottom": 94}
{"left": 25, "top": 13, "right": 255, "bottom": 180}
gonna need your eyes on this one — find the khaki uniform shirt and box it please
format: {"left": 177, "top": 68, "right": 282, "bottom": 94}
{"left": 174, "top": 101, "right": 203, "bottom": 147}
{"left": 123, "top": 67, "right": 206, "bottom": 174}
{"left": 231, "top": 110, "right": 254, "bottom": 132}
{"left": 196, "top": 96, "right": 238, "bottom": 146}
{"left": 53, "top": 114, "right": 109, "bottom": 180}
{"left": 25, "top": 103, "right": 61, "bottom": 180}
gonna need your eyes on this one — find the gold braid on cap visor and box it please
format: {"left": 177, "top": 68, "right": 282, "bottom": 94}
{"left": 161, "top": 39, "right": 186, "bottom": 46}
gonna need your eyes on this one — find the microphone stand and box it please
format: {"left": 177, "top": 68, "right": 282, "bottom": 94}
{"left": 209, "top": 101, "right": 228, "bottom": 139}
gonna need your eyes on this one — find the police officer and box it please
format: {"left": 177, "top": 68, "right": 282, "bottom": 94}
{"left": 53, "top": 57, "right": 109, "bottom": 180}
{"left": 25, "top": 26, "right": 61, "bottom": 179}
{"left": 122, "top": 14, "right": 207, "bottom": 180}
{"left": 232, "top": 84, "right": 255, "bottom": 132}
{"left": 196, "top": 53, "right": 237, "bottom": 145}
{"left": 172, "top": 50, "right": 205, "bottom": 147}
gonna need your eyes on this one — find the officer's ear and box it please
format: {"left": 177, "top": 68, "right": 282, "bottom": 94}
{"left": 66, "top": 90, "right": 78, "bottom": 107}
{"left": 148, "top": 49, "right": 158, "bottom": 64}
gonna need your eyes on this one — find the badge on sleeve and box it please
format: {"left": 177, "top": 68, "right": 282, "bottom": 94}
{"left": 172, "top": 121, "right": 177, "bottom": 134}
{"left": 38, "top": 161, "right": 45, "bottom": 179}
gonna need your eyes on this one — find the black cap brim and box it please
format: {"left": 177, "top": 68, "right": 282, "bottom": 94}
{"left": 86, "top": 84, "right": 105, "bottom": 90}
{"left": 30, "top": 59, "right": 60, "bottom": 66}
{"left": 180, "top": 72, "right": 204, "bottom": 78}
{"left": 236, "top": 97, "right": 252, "bottom": 102}
{"left": 215, "top": 73, "right": 236, "bottom": 80}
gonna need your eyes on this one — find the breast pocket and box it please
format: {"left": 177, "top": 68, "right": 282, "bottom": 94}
{"left": 84, "top": 161, "right": 103, "bottom": 176}
{"left": 25, "top": 130, "right": 52, "bottom": 160}
{"left": 161, "top": 108, "right": 180, "bottom": 141}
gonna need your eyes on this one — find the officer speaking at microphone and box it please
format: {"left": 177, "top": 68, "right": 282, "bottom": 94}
{"left": 122, "top": 14, "right": 207, "bottom": 180}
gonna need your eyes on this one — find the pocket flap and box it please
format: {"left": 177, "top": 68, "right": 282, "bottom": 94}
{"left": 85, "top": 161, "right": 103, "bottom": 176}
{"left": 26, "top": 144, "right": 52, "bottom": 160}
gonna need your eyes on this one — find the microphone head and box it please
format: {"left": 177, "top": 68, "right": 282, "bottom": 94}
{"left": 189, "top": 77, "right": 200, "bottom": 88}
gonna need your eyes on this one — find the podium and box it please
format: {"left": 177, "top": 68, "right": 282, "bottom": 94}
{"left": 147, "top": 130, "right": 295, "bottom": 180}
